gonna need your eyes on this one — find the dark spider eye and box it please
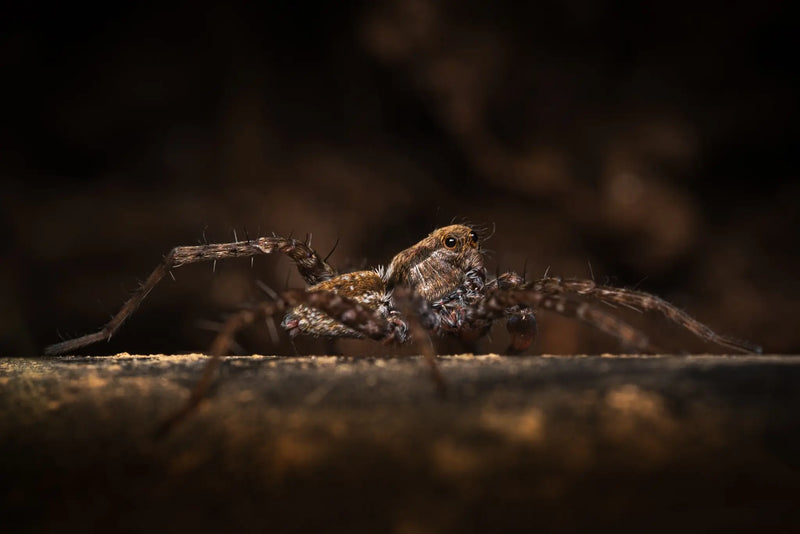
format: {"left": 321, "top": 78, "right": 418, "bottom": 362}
{"left": 444, "top": 236, "right": 457, "bottom": 249}
{"left": 469, "top": 231, "right": 478, "bottom": 245}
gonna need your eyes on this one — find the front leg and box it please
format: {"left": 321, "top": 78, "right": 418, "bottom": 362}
{"left": 534, "top": 277, "right": 761, "bottom": 353}
{"left": 481, "top": 273, "right": 657, "bottom": 353}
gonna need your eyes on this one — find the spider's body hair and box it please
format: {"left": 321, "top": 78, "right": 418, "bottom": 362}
{"left": 283, "top": 270, "right": 391, "bottom": 338}
{"left": 285, "top": 225, "right": 485, "bottom": 339}
{"left": 385, "top": 225, "right": 483, "bottom": 301}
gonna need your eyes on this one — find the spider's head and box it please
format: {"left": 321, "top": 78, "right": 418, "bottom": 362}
{"left": 384, "top": 224, "right": 485, "bottom": 302}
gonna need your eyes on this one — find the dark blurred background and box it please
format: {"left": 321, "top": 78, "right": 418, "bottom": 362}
{"left": 1, "top": 0, "right": 797, "bottom": 357}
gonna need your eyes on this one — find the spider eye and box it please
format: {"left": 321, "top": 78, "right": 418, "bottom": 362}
{"left": 444, "top": 236, "right": 457, "bottom": 249}
{"left": 469, "top": 231, "right": 478, "bottom": 245}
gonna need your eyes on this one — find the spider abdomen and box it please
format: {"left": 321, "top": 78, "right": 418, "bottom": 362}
{"left": 282, "top": 270, "right": 389, "bottom": 338}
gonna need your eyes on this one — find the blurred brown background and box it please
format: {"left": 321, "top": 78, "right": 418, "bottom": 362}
{"left": 1, "top": 0, "right": 797, "bottom": 357}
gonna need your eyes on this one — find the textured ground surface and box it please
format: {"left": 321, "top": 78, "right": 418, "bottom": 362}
{"left": 2, "top": 353, "right": 799, "bottom": 533}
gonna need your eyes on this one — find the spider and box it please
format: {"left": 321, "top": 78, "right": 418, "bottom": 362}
{"left": 45, "top": 224, "right": 760, "bottom": 429}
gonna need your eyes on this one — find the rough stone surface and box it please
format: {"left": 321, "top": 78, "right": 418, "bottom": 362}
{"left": 1, "top": 354, "right": 799, "bottom": 533}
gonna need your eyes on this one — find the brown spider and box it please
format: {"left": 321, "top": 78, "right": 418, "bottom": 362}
{"left": 45, "top": 224, "right": 760, "bottom": 429}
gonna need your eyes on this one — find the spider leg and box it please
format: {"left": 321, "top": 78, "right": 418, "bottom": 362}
{"left": 484, "top": 273, "right": 655, "bottom": 353}
{"left": 210, "top": 288, "right": 406, "bottom": 354}
{"left": 45, "top": 236, "right": 338, "bottom": 355}
{"left": 534, "top": 277, "right": 761, "bottom": 353}
{"left": 487, "top": 277, "right": 760, "bottom": 353}
{"left": 256, "top": 236, "right": 338, "bottom": 285}
{"left": 156, "top": 288, "right": 417, "bottom": 435}
{"left": 536, "top": 294, "right": 657, "bottom": 352}
{"left": 391, "top": 287, "right": 447, "bottom": 395}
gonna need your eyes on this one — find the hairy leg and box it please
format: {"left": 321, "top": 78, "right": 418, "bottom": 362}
{"left": 157, "top": 288, "right": 417, "bottom": 435}
{"left": 477, "top": 286, "right": 655, "bottom": 353}
{"left": 45, "top": 236, "right": 337, "bottom": 355}
{"left": 390, "top": 287, "right": 447, "bottom": 394}
{"left": 537, "top": 294, "right": 656, "bottom": 352}
{"left": 480, "top": 277, "right": 759, "bottom": 353}
{"left": 534, "top": 277, "right": 760, "bottom": 353}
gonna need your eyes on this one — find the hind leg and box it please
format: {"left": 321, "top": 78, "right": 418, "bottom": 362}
{"left": 45, "top": 235, "right": 337, "bottom": 355}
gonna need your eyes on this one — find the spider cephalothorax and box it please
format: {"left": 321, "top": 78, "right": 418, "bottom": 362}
{"left": 385, "top": 224, "right": 484, "bottom": 302}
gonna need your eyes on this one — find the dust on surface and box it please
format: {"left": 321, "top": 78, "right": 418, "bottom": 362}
{"left": 1, "top": 353, "right": 799, "bottom": 533}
